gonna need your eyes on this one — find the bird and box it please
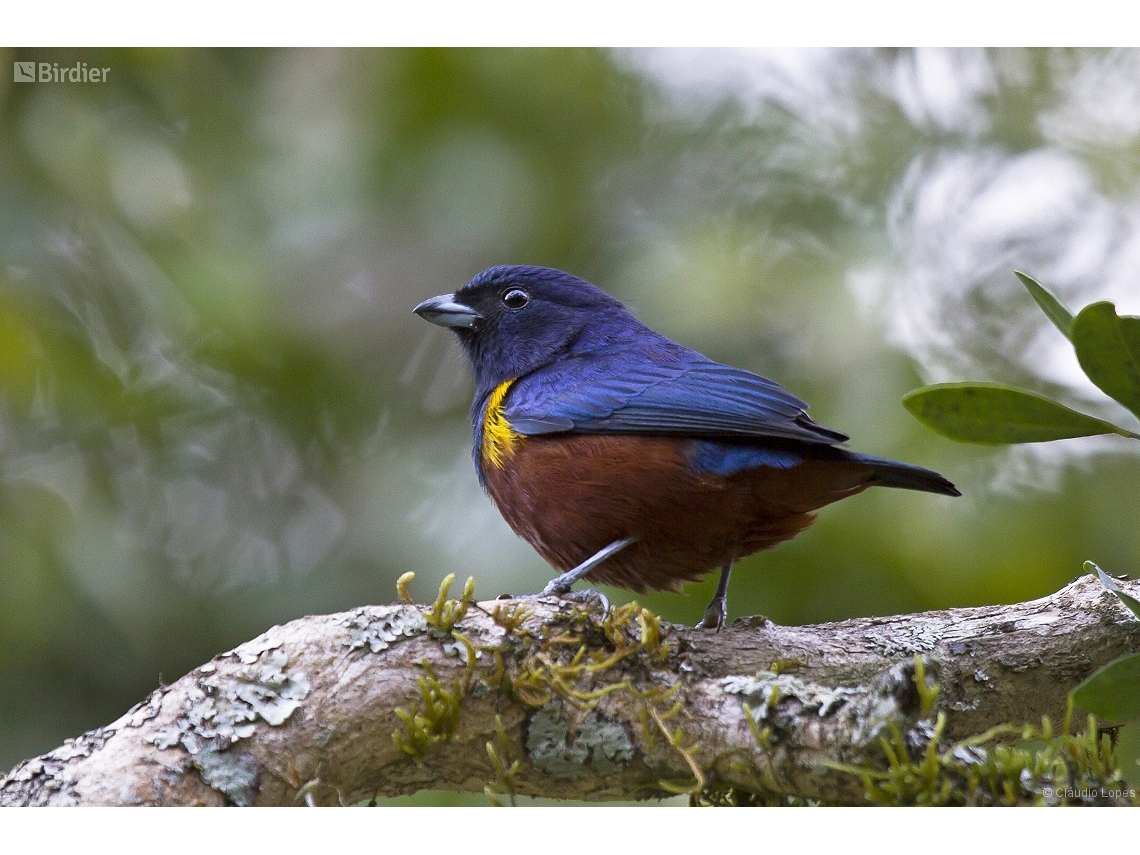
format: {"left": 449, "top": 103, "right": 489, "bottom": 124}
{"left": 414, "top": 265, "right": 960, "bottom": 629}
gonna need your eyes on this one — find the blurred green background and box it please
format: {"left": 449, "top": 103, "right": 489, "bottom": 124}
{"left": 1, "top": 47, "right": 1138, "bottom": 795}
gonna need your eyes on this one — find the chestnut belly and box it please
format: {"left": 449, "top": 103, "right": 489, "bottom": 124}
{"left": 481, "top": 433, "right": 874, "bottom": 593}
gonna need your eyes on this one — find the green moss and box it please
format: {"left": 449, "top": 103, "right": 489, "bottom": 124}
{"left": 769, "top": 658, "right": 803, "bottom": 675}
{"left": 391, "top": 661, "right": 464, "bottom": 762}
{"left": 913, "top": 655, "right": 940, "bottom": 719}
{"left": 827, "top": 679, "right": 1140, "bottom": 805}
{"left": 491, "top": 601, "right": 534, "bottom": 633}
{"left": 507, "top": 600, "right": 675, "bottom": 710}
{"left": 424, "top": 573, "right": 477, "bottom": 634}
{"left": 389, "top": 574, "right": 484, "bottom": 763}
{"left": 484, "top": 715, "right": 520, "bottom": 806}
{"left": 832, "top": 708, "right": 1138, "bottom": 805}
{"left": 741, "top": 701, "right": 772, "bottom": 749}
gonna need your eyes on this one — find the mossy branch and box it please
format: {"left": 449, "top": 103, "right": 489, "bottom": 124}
{"left": 2, "top": 573, "right": 1139, "bottom": 806}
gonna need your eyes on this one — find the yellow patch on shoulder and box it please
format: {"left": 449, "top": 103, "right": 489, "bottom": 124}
{"left": 482, "top": 379, "right": 522, "bottom": 470}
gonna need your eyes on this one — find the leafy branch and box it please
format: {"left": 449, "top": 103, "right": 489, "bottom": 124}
{"left": 903, "top": 271, "right": 1140, "bottom": 728}
{"left": 903, "top": 271, "right": 1140, "bottom": 444}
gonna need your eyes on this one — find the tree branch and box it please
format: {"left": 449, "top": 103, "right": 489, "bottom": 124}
{"left": 3, "top": 573, "right": 1138, "bottom": 806}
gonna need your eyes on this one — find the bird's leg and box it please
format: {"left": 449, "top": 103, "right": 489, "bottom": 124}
{"left": 541, "top": 535, "right": 637, "bottom": 598}
{"left": 497, "top": 537, "right": 636, "bottom": 615}
{"left": 697, "top": 560, "right": 733, "bottom": 630}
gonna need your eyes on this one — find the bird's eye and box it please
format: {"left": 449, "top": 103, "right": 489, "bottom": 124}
{"left": 501, "top": 288, "right": 530, "bottom": 310}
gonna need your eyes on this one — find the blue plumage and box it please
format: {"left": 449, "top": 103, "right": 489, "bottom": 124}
{"left": 503, "top": 353, "right": 847, "bottom": 446}
{"left": 688, "top": 442, "right": 805, "bottom": 477}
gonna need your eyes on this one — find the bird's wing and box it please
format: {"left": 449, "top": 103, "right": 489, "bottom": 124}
{"left": 503, "top": 353, "right": 847, "bottom": 446}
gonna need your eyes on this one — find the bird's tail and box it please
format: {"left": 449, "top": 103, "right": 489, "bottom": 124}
{"left": 845, "top": 452, "right": 961, "bottom": 497}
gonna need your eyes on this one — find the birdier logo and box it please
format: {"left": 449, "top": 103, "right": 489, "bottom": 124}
{"left": 13, "top": 61, "right": 109, "bottom": 83}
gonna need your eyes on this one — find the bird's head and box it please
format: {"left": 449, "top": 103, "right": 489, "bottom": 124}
{"left": 414, "top": 265, "right": 632, "bottom": 400}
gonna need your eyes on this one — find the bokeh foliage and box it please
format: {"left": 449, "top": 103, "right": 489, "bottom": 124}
{"left": 0, "top": 48, "right": 1138, "bottom": 794}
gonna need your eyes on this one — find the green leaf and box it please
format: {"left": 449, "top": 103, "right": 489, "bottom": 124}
{"left": 902, "top": 383, "right": 1127, "bottom": 444}
{"left": 1071, "top": 301, "right": 1140, "bottom": 421}
{"left": 1070, "top": 652, "right": 1140, "bottom": 724}
{"left": 1015, "top": 270, "right": 1074, "bottom": 340}
{"left": 1087, "top": 560, "right": 1140, "bottom": 621}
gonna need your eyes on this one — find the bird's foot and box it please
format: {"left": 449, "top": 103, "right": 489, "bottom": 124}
{"left": 496, "top": 586, "right": 611, "bottom": 617}
{"left": 545, "top": 536, "right": 637, "bottom": 594}
{"left": 696, "top": 596, "right": 726, "bottom": 631}
{"left": 557, "top": 587, "right": 611, "bottom": 615}
{"left": 697, "top": 561, "right": 733, "bottom": 630}
{"left": 497, "top": 536, "right": 633, "bottom": 617}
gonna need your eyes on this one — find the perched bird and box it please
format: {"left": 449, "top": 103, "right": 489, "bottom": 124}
{"left": 414, "top": 265, "right": 959, "bottom": 628}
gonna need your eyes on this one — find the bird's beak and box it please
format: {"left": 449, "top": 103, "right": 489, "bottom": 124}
{"left": 413, "top": 293, "right": 483, "bottom": 329}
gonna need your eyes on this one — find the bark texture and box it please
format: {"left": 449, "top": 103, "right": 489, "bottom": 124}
{"left": 2, "top": 572, "right": 1139, "bottom": 806}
